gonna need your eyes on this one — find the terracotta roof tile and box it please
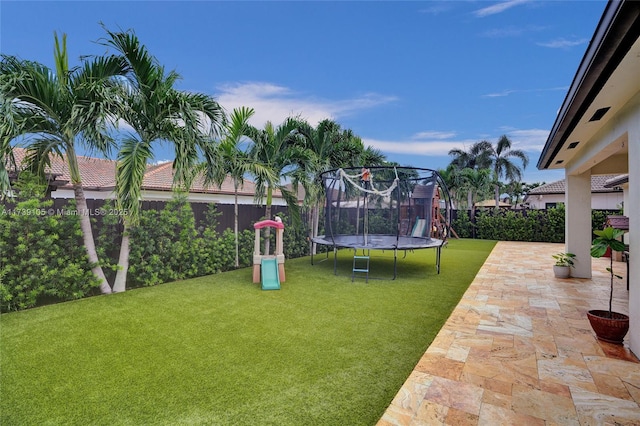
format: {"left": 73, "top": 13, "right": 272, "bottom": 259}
{"left": 12, "top": 147, "right": 115, "bottom": 188}
{"left": 528, "top": 174, "right": 622, "bottom": 195}
{"left": 10, "top": 147, "right": 279, "bottom": 198}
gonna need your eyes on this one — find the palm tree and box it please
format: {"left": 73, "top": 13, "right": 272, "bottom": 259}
{"left": 448, "top": 141, "right": 492, "bottom": 171}
{"left": 204, "top": 107, "right": 276, "bottom": 268}
{"left": 100, "top": 27, "right": 225, "bottom": 292}
{"left": 460, "top": 168, "right": 492, "bottom": 208}
{"left": 0, "top": 33, "right": 128, "bottom": 294}
{"left": 0, "top": 95, "right": 18, "bottom": 199}
{"left": 438, "top": 165, "right": 467, "bottom": 210}
{"left": 288, "top": 119, "right": 338, "bottom": 254}
{"left": 358, "top": 145, "right": 386, "bottom": 168}
{"left": 294, "top": 121, "right": 384, "bottom": 253}
{"left": 245, "top": 117, "right": 309, "bottom": 255}
{"left": 448, "top": 137, "right": 528, "bottom": 208}
{"left": 479, "top": 135, "right": 529, "bottom": 207}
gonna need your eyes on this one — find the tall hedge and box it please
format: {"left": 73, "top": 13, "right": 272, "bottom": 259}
{"left": 0, "top": 174, "right": 100, "bottom": 312}
{"left": 475, "top": 206, "right": 565, "bottom": 242}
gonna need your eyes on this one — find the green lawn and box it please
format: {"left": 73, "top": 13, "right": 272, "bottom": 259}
{"left": 0, "top": 239, "right": 495, "bottom": 425}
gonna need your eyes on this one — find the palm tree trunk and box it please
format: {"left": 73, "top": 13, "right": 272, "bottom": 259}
{"left": 234, "top": 180, "right": 239, "bottom": 268}
{"left": 262, "top": 186, "right": 275, "bottom": 255}
{"left": 73, "top": 184, "right": 111, "bottom": 294}
{"left": 312, "top": 202, "right": 320, "bottom": 255}
{"left": 113, "top": 226, "right": 130, "bottom": 293}
{"left": 264, "top": 203, "right": 272, "bottom": 255}
{"left": 494, "top": 184, "right": 500, "bottom": 208}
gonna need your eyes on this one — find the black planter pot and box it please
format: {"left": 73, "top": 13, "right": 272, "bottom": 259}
{"left": 587, "top": 310, "right": 630, "bottom": 344}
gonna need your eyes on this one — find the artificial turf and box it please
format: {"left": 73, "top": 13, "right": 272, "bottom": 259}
{"left": 0, "top": 238, "right": 495, "bottom": 425}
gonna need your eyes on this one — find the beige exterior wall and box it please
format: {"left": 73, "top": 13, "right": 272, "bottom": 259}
{"left": 51, "top": 188, "right": 288, "bottom": 206}
{"left": 527, "top": 191, "right": 624, "bottom": 210}
{"left": 564, "top": 91, "right": 638, "bottom": 355}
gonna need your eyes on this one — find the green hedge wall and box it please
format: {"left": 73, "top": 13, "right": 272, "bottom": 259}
{"left": 450, "top": 205, "right": 620, "bottom": 243}
{"left": 2, "top": 185, "right": 623, "bottom": 312}
{"left": 1, "top": 174, "right": 100, "bottom": 312}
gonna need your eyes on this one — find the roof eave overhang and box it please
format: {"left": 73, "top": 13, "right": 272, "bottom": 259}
{"left": 537, "top": 0, "right": 640, "bottom": 170}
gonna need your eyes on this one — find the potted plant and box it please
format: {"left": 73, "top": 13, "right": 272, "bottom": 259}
{"left": 552, "top": 252, "right": 575, "bottom": 278}
{"left": 587, "top": 226, "right": 629, "bottom": 344}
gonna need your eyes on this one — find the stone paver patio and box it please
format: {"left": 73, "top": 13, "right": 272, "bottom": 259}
{"left": 378, "top": 241, "right": 639, "bottom": 425}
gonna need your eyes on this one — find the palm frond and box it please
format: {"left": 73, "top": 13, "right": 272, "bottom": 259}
{"left": 116, "top": 136, "right": 152, "bottom": 224}
{"left": 24, "top": 137, "right": 64, "bottom": 181}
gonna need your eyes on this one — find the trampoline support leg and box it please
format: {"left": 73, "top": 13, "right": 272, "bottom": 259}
{"left": 311, "top": 248, "right": 329, "bottom": 266}
{"left": 333, "top": 247, "right": 338, "bottom": 275}
{"left": 393, "top": 249, "right": 398, "bottom": 280}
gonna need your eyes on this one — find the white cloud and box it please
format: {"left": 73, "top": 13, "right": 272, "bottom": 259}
{"left": 483, "top": 89, "right": 517, "bottom": 98}
{"left": 419, "top": 2, "right": 453, "bottom": 15}
{"left": 537, "top": 37, "right": 588, "bottom": 49}
{"left": 215, "top": 81, "right": 397, "bottom": 128}
{"left": 481, "top": 24, "right": 545, "bottom": 38}
{"left": 473, "top": 0, "right": 531, "bottom": 18}
{"left": 411, "top": 131, "right": 457, "bottom": 140}
{"left": 363, "top": 137, "right": 478, "bottom": 156}
{"left": 362, "top": 127, "right": 550, "bottom": 158}
{"left": 501, "top": 128, "right": 550, "bottom": 151}
{"left": 482, "top": 86, "right": 568, "bottom": 98}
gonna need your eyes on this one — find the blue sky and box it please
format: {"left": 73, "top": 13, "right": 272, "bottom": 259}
{"left": 1, "top": 0, "right": 607, "bottom": 184}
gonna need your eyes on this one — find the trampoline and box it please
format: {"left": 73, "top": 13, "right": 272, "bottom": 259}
{"left": 311, "top": 166, "right": 452, "bottom": 279}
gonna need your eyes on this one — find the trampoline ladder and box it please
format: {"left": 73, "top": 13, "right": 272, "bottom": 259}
{"left": 352, "top": 255, "right": 370, "bottom": 283}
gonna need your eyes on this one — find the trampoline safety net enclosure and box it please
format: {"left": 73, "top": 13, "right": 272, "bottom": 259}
{"left": 311, "top": 166, "right": 452, "bottom": 278}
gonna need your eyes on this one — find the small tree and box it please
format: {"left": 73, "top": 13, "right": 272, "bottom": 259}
{"left": 590, "top": 226, "right": 626, "bottom": 317}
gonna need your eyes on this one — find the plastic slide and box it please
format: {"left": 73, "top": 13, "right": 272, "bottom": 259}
{"left": 261, "top": 258, "right": 280, "bottom": 290}
{"left": 411, "top": 218, "right": 427, "bottom": 237}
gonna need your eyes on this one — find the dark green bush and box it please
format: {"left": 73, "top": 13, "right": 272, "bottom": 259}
{"left": 467, "top": 204, "right": 614, "bottom": 243}
{"left": 279, "top": 213, "right": 310, "bottom": 259}
{"left": 451, "top": 210, "right": 472, "bottom": 238}
{"left": 0, "top": 174, "right": 100, "bottom": 312}
{"left": 127, "top": 195, "right": 201, "bottom": 287}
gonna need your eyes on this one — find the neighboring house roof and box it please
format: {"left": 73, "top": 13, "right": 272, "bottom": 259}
{"left": 11, "top": 146, "right": 115, "bottom": 189}
{"left": 10, "top": 147, "right": 280, "bottom": 198}
{"left": 527, "top": 174, "right": 623, "bottom": 195}
{"left": 604, "top": 173, "right": 629, "bottom": 188}
{"left": 139, "top": 161, "right": 267, "bottom": 197}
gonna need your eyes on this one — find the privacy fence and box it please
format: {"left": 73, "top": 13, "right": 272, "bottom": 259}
{"left": 48, "top": 198, "right": 289, "bottom": 237}
{"left": 1, "top": 187, "right": 620, "bottom": 312}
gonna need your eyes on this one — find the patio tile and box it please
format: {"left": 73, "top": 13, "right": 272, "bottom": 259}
{"left": 537, "top": 356, "right": 598, "bottom": 392}
{"left": 478, "top": 402, "right": 545, "bottom": 426}
{"left": 443, "top": 407, "right": 479, "bottom": 425}
{"left": 415, "top": 353, "right": 464, "bottom": 381}
{"left": 411, "top": 401, "right": 447, "bottom": 425}
{"left": 377, "top": 241, "right": 640, "bottom": 426}
{"left": 511, "top": 383, "right": 579, "bottom": 424}
{"left": 571, "top": 386, "right": 640, "bottom": 425}
{"left": 422, "top": 376, "right": 483, "bottom": 416}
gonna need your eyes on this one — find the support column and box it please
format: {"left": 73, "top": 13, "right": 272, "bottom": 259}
{"left": 628, "top": 123, "right": 639, "bottom": 355}
{"left": 565, "top": 170, "right": 592, "bottom": 278}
